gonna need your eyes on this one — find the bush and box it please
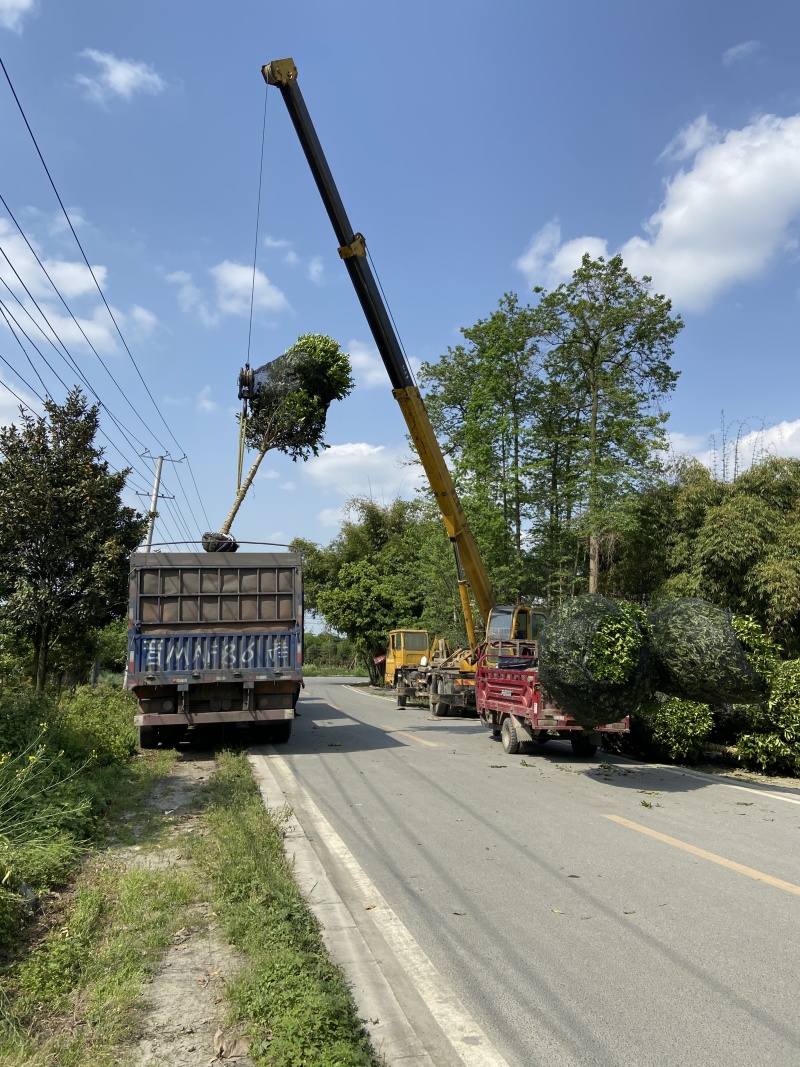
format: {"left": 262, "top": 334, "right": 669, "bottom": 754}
{"left": 632, "top": 696, "right": 713, "bottom": 763}
{"left": 736, "top": 659, "right": 800, "bottom": 775}
{"left": 55, "top": 685, "right": 137, "bottom": 766}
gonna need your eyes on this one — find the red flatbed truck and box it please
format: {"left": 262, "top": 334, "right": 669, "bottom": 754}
{"left": 475, "top": 636, "right": 630, "bottom": 757}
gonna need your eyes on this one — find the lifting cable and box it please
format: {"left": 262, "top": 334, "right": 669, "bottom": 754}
{"left": 238, "top": 83, "right": 270, "bottom": 490}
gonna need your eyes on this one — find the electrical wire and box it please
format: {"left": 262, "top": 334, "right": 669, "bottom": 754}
{"left": 245, "top": 85, "right": 269, "bottom": 370}
{"left": 0, "top": 56, "right": 212, "bottom": 529}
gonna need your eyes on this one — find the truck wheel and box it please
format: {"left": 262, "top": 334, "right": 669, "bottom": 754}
{"left": 501, "top": 717, "right": 520, "bottom": 755}
{"left": 429, "top": 679, "right": 448, "bottom": 717}
{"left": 139, "top": 725, "right": 158, "bottom": 750}
{"left": 571, "top": 734, "right": 597, "bottom": 757}
{"left": 270, "top": 721, "right": 292, "bottom": 744}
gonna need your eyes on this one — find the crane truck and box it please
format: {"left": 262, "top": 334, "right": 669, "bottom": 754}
{"left": 257, "top": 57, "right": 535, "bottom": 713}
{"left": 259, "top": 58, "right": 628, "bottom": 753}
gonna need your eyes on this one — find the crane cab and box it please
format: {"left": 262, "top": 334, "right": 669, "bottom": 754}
{"left": 385, "top": 629, "right": 429, "bottom": 686}
{"left": 486, "top": 606, "right": 547, "bottom": 645}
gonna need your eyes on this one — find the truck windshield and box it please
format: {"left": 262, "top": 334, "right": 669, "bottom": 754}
{"left": 486, "top": 608, "right": 514, "bottom": 640}
{"left": 402, "top": 632, "right": 428, "bottom": 651}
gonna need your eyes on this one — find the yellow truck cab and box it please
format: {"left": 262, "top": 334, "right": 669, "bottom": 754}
{"left": 385, "top": 629, "right": 429, "bottom": 687}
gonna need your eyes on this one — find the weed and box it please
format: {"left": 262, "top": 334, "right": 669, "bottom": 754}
{"left": 640, "top": 800, "right": 653, "bottom": 808}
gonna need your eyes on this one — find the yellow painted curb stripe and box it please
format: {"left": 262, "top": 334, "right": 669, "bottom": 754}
{"left": 602, "top": 814, "right": 800, "bottom": 897}
{"left": 386, "top": 729, "right": 438, "bottom": 748}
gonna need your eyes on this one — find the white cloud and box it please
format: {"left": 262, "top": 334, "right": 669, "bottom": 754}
{"left": 257, "top": 469, "right": 281, "bottom": 480}
{"left": 723, "top": 41, "right": 762, "bottom": 66}
{"left": 347, "top": 338, "right": 386, "bottom": 388}
{"left": 166, "top": 270, "right": 218, "bottom": 327}
{"left": 210, "top": 260, "right": 289, "bottom": 317}
{"left": 307, "top": 256, "right": 324, "bottom": 284}
{"left": 0, "top": 0, "right": 36, "bottom": 33}
{"left": 303, "top": 442, "right": 424, "bottom": 501}
{"left": 280, "top": 481, "right": 295, "bottom": 491}
{"left": 517, "top": 112, "right": 800, "bottom": 312}
{"left": 317, "top": 506, "right": 344, "bottom": 527}
{"left": 658, "top": 114, "right": 719, "bottom": 163}
{"left": 670, "top": 419, "right": 800, "bottom": 476}
{"left": 515, "top": 220, "right": 608, "bottom": 289}
{"left": 196, "top": 385, "right": 217, "bottom": 413}
{"left": 162, "top": 395, "right": 188, "bottom": 407}
{"left": 42, "top": 257, "right": 105, "bottom": 298}
{"left": 284, "top": 250, "right": 300, "bottom": 267}
{"left": 76, "top": 49, "right": 165, "bottom": 105}
{"left": 129, "top": 304, "right": 158, "bottom": 337}
{"left": 264, "top": 236, "right": 290, "bottom": 249}
{"left": 25, "top": 301, "right": 118, "bottom": 354}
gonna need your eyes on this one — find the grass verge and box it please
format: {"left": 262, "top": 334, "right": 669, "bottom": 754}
{"left": 192, "top": 751, "right": 380, "bottom": 1066}
{"left": 0, "top": 745, "right": 179, "bottom": 1067}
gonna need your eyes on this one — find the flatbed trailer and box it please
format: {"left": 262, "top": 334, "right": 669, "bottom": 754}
{"left": 475, "top": 639, "right": 629, "bottom": 757}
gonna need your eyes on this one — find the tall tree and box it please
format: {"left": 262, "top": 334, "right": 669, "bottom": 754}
{"left": 0, "top": 390, "right": 146, "bottom": 690}
{"left": 534, "top": 254, "right": 682, "bottom": 592}
{"left": 419, "top": 294, "right": 541, "bottom": 601}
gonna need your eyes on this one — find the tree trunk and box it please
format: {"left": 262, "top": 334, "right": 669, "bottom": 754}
{"left": 589, "top": 534, "right": 600, "bottom": 596}
{"left": 220, "top": 439, "right": 271, "bottom": 536}
{"left": 35, "top": 622, "right": 51, "bottom": 693}
{"left": 588, "top": 367, "right": 600, "bottom": 595}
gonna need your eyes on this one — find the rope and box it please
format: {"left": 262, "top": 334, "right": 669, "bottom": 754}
{"left": 237, "top": 411, "right": 247, "bottom": 490}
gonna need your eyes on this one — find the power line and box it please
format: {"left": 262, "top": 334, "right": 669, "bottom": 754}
{"left": 0, "top": 57, "right": 212, "bottom": 529}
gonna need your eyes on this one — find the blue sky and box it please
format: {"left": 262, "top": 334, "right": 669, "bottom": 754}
{"left": 1, "top": 0, "right": 800, "bottom": 549}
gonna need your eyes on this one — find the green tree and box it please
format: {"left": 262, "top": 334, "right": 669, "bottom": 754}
{"left": 419, "top": 294, "right": 541, "bottom": 602}
{"left": 0, "top": 390, "right": 146, "bottom": 691}
{"left": 534, "top": 254, "right": 682, "bottom": 593}
{"left": 292, "top": 499, "right": 439, "bottom": 682}
{"left": 661, "top": 456, "right": 800, "bottom": 652}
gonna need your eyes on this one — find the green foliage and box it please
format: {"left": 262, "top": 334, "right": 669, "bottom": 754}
{"left": 647, "top": 598, "right": 766, "bottom": 704}
{"left": 730, "top": 615, "right": 781, "bottom": 688}
{"left": 293, "top": 499, "right": 450, "bottom": 682}
{"left": 538, "top": 595, "right": 652, "bottom": 729}
{"left": 0, "top": 684, "right": 140, "bottom": 951}
{"left": 587, "top": 613, "right": 643, "bottom": 685}
{"left": 736, "top": 733, "right": 799, "bottom": 776}
{"left": 194, "top": 751, "right": 378, "bottom": 1066}
{"left": 636, "top": 697, "right": 713, "bottom": 763}
{"left": 661, "top": 456, "right": 800, "bottom": 653}
{"left": 246, "top": 334, "right": 354, "bottom": 461}
{"left": 55, "top": 685, "right": 137, "bottom": 766}
{"left": 95, "top": 619, "right": 128, "bottom": 674}
{"left": 0, "top": 389, "right": 146, "bottom": 691}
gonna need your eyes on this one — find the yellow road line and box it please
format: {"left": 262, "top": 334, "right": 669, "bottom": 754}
{"left": 385, "top": 729, "right": 438, "bottom": 748}
{"left": 602, "top": 814, "right": 800, "bottom": 897}
{"left": 325, "top": 700, "right": 341, "bottom": 712}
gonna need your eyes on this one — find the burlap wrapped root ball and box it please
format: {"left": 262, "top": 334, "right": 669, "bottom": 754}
{"left": 646, "top": 598, "right": 769, "bottom": 705}
{"left": 538, "top": 595, "right": 653, "bottom": 730}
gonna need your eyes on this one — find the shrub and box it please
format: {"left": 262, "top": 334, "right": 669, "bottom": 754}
{"left": 55, "top": 685, "right": 137, "bottom": 766}
{"left": 633, "top": 696, "right": 713, "bottom": 763}
{"left": 736, "top": 659, "right": 800, "bottom": 775}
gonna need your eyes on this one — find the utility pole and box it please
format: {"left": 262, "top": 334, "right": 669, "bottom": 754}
{"left": 138, "top": 453, "right": 184, "bottom": 550}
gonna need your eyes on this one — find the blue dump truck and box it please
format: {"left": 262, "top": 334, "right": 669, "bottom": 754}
{"left": 126, "top": 551, "right": 302, "bottom": 749}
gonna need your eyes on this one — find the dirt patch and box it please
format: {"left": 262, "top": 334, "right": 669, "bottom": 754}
{"left": 133, "top": 903, "right": 252, "bottom": 1066}
{"left": 130, "top": 756, "right": 252, "bottom": 1066}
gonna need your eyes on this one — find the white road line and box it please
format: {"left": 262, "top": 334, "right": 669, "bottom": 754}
{"left": 258, "top": 751, "right": 512, "bottom": 1067}
{"left": 610, "top": 754, "right": 800, "bottom": 807}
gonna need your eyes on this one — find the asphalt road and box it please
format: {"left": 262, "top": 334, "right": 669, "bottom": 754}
{"left": 270, "top": 677, "right": 800, "bottom": 1067}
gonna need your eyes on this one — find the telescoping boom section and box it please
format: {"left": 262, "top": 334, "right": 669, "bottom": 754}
{"left": 261, "top": 58, "right": 496, "bottom": 639}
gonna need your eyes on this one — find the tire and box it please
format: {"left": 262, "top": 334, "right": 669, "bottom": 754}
{"left": 501, "top": 717, "right": 520, "bottom": 755}
{"left": 270, "top": 720, "right": 292, "bottom": 744}
{"left": 571, "top": 733, "right": 598, "bottom": 757}
{"left": 138, "top": 725, "right": 158, "bottom": 750}
{"left": 429, "top": 678, "right": 449, "bottom": 717}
